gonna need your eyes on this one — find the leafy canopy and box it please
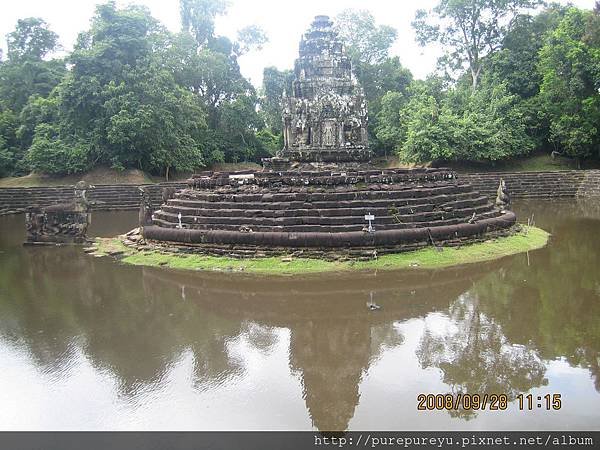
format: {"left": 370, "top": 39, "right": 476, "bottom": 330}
{"left": 413, "top": 0, "right": 543, "bottom": 89}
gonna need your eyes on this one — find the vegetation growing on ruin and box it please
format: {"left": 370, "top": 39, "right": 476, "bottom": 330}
{"left": 89, "top": 226, "right": 549, "bottom": 276}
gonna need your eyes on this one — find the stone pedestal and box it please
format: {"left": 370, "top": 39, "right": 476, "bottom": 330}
{"left": 24, "top": 180, "right": 93, "bottom": 245}
{"left": 25, "top": 208, "right": 91, "bottom": 244}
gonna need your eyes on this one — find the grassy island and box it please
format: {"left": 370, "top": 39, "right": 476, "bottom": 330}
{"left": 89, "top": 226, "right": 550, "bottom": 276}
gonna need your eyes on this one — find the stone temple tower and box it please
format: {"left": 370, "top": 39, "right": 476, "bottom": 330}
{"left": 275, "top": 15, "right": 371, "bottom": 167}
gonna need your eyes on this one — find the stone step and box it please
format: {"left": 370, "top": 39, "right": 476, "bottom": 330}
{"left": 168, "top": 189, "right": 482, "bottom": 207}
{"left": 151, "top": 210, "right": 500, "bottom": 233}
{"left": 153, "top": 204, "right": 495, "bottom": 227}
{"left": 160, "top": 196, "right": 490, "bottom": 218}
{"left": 174, "top": 184, "right": 473, "bottom": 202}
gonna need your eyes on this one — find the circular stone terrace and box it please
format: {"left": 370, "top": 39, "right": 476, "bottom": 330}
{"left": 142, "top": 168, "right": 516, "bottom": 259}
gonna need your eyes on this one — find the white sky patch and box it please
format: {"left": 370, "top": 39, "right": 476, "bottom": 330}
{"left": 0, "top": 0, "right": 597, "bottom": 87}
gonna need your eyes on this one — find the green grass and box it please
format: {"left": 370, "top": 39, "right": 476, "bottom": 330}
{"left": 89, "top": 226, "right": 549, "bottom": 276}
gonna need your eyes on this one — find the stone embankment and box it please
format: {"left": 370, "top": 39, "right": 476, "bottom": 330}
{"left": 1, "top": 170, "right": 599, "bottom": 216}
{"left": 461, "top": 170, "right": 589, "bottom": 199}
{"left": 0, "top": 182, "right": 185, "bottom": 215}
{"left": 578, "top": 170, "right": 600, "bottom": 198}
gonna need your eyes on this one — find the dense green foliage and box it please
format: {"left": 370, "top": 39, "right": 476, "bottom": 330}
{"left": 397, "top": 82, "right": 536, "bottom": 163}
{"left": 333, "top": 10, "right": 413, "bottom": 155}
{"left": 0, "top": 0, "right": 271, "bottom": 178}
{"left": 1, "top": 0, "right": 599, "bottom": 178}
{"left": 376, "top": 1, "right": 600, "bottom": 164}
{"left": 413, "top": 0, "right": 543, "bottom": 90}
{"left": 259, "top": 66, "right": 293, "bottom": 134}
{"left": 538, "top": 7, "right": 600, "bottom": 160}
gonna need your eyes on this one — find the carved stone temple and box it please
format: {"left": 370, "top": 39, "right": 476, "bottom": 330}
{"left": 267, "top": 15, "right": 370, "bottom": 170}
{"left": 140, "top": 16, "right": 517, "bottom": 258}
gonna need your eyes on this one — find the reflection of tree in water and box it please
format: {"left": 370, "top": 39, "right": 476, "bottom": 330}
{"left": 472, "top": 211, "right": 600, "bottom": 393}
{"left": 0, "top": 246, "right": 246, "bottom": 395}
{"left": 420, "top": 201, "right": 600, "bottom": 418}
{"left": 2, "top": 203, "right": 599, "bottom": 428}
{"left": 417, "top": 293, "right": 547, "bottom": 419}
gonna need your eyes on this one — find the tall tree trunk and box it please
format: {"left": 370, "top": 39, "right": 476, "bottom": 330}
{"left": 165, "top": 165, "right": 170, "bottom": 182}
{"left": 471, "top": 66, "right": 480, "bottom": 91}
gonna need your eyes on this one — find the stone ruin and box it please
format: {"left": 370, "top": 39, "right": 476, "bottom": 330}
{"left": 25, "top": 181, "right": 94, "bottom": 245}
{"left": 138, "top": 15, "right": 517, "bottom": 259}
{"left": 266, "top": 15, "right": 370, "bottom": 170}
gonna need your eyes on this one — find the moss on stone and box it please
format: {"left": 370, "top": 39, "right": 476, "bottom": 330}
{"left": 88, "top": 226, "right": 549, "bottom": 276}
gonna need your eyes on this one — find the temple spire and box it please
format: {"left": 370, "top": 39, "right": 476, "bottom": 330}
{"left": 279, "top": 15, "right": 371, "bottom": 165}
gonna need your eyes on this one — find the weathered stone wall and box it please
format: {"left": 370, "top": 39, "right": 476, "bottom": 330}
{"left": 461, "top": 170, "right": 589, "bottom": 199}
{"left": 1, "top": 170, "right": 599, "bottom": 216}
{"left": 577, "top": 170, "right": 600, "bottom": 198}
{"left": 0, "top": 182, "right": 186, "bottom": 215}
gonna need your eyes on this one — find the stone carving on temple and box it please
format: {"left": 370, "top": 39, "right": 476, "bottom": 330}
{"left": 277, "top": 15, "right": 371, "bottom": 165}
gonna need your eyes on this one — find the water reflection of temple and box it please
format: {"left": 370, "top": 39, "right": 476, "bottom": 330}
{"left": 124, "top": 267, "right": 499, "bottom": 430}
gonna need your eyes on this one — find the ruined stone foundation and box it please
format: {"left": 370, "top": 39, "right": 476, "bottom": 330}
{"left": 142, "top": 168, "right": 515, "bottom": 258}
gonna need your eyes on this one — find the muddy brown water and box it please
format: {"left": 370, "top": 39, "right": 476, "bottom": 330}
{"left": 0, "top": 200, "right": 599, "bottom": 431}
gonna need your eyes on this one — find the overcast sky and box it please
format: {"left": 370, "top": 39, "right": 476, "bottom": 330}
{"left": 0, "top": 0, "right": 596, "bottom": 87}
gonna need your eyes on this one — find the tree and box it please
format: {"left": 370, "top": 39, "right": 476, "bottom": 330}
{"left": 0, "top": 18, "right": 65, "bottom": 175}
{"left": 235, "top": 25, "right": 268, "bottom": 56}
{"left": 0, "top": 108, "right": 18, "bottom": 176}
{"left": 374, "top": 76, "right": 445, "bottom": 158}
{"left": 400, "top": 82, "right": 535, "bottom": 163}
{"left": 180, "top": 0, "right": 228, "bottom": 48}
{"left": 333, "top": 10, "right": 412, "bottom": 155}
{"left": 26, "top": 123, "right": 90, "bottom": 175}
{"left": 486, "top": 6, "right": 567, "bottom": 99}
{"left": 254, "top": 128, "right": 280, "bottom": 156}
{"left": 480, "top": 6, "right": 570, "bottom": 151}
{"left": 260, "top": 67, "right": 293, "bottom": 133}
{"left": 538, "top": 8, "right": 600, "bottom": 161}
{"left": 334, "top": 9, "right": 397, "bottom": 66}
{"left": 375, "top": 91, "right": 409, "bottom": 151}
{"left": 216, "top": 93, "right": 266, "bottom": 162}
{"left": 413, "top": 0, "right": 543, "bottom": 90}
{"left": 0, "top": 18, "right": 65, "bottom": 113}
{"left": 55, "top": 2, "right": 207, "bottom": 176}
{"left": 183, "top": 48, "right": 252, "bottom": 127}
{"left": 102, "top": 65, "right": 206, "bottom": 178}
{"left": 358, "top": 56, "right": 413, "bottom": 154}
{"left": 17, "top": 94, "right": 59, "bottom": 149}
{"left": 6, "top": 17, "right": 59, "bottom": 61}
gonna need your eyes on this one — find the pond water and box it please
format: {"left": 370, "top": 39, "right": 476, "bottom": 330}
{"left": 0, "top": 200, "right": 599, "bottom": 431}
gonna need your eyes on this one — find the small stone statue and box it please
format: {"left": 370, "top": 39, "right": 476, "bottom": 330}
{"left": 495, "top": 178, "right": 511, "bottom": 207}
{"left": 73, "top": 180, "right": 93, "bottom": 212}
{"left": 162, "top": 186, "right": 176, "bottom": 203}
{"left": 138, "top": 187, "right": 154, "bottom": 227}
